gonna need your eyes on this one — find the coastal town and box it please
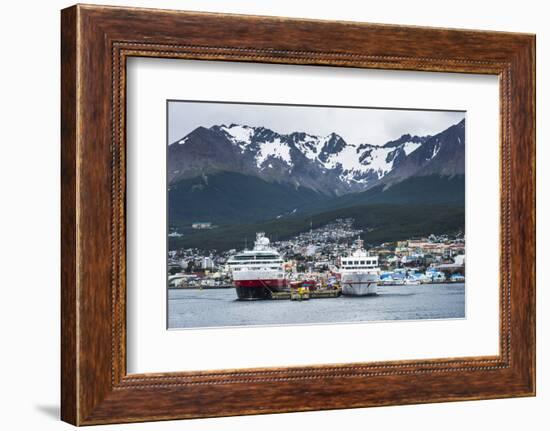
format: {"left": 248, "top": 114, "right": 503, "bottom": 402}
{"left": 167, "top": 218, "right": 465, "bottom": 291}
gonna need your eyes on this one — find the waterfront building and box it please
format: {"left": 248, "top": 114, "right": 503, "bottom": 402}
{"left": 192, "top": 221, "right": 212, "bottom": 229}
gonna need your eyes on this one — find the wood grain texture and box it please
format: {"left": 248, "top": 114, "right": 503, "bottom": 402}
{"left": 60, "top": 4, "right": 536, "bottom": 425}
{"left": 60, "top": 6, "right": 78, "bottom": 425}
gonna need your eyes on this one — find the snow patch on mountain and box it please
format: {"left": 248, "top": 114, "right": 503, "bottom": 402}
{"left": 357, "top": 146, "right": 396, "bottom": 179}
{"left": 403, "top": 141, "right": 422, "bottom": 156}
{"left": 431, "top": 145, "right": 441, "bottom": 159}
{"left": 256, "top": 138, "right": 292, "bottom": 167}
{"left": 294, "top": 135, "right": 323, "bottom": 161}
{"left": 323, "top": 142, "right": 362, "bottom": 171}
{"left": 220, "top": 124, "right": 255, "bottom": 149}
{"left": 427, "top": 139, "right": 442, "bottom": 160}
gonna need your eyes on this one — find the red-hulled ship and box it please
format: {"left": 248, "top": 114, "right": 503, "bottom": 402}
{"left": 226, "top": 232, "right": 288, "bottom": 300}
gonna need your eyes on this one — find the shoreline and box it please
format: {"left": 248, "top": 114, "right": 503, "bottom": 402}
{"left": 168, "top": 281, "right": 466, "bottom": 291}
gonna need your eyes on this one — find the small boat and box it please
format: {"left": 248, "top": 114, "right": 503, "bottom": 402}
{"left": 404, "top": 277, "right": 421, "bottom": 285}
{"left": 450, "top": 273, "right": 465, "bottom": 283}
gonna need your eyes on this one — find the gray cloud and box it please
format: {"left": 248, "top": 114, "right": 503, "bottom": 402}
{"left": 168, "top": 101, "right": 465, "bottom": 146}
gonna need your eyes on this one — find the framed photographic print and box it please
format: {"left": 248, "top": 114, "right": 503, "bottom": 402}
{"left": 61, "top": 4, "right": 536, "bottom": 425}
{"left": 164, "top": 100, "right": 467, "bottom": 329}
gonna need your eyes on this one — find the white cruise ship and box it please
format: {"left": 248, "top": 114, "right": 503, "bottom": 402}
{"left": 339, "top": 239, "right": 380, "bottom": 296}
{"left": 226, "top": 233, "right": 287, "bottom": 300}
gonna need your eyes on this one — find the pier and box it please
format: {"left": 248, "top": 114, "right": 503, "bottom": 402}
{"left": 270, "top": 286, "right": 341, "bottom": 301}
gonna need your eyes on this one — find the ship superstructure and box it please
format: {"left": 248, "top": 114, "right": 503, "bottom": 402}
{"left": 338, "top": 239, "right": 380, "bottom": 296}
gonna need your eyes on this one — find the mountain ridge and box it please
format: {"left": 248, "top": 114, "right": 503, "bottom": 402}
{"left": 168, "top": 118, "right": 465, "bottom": 195}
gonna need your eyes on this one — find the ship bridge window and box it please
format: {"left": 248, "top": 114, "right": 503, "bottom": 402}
{"left": 232, "top": 255, "right": 252, "bottom": 261}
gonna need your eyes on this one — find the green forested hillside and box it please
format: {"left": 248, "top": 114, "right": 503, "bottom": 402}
{"left": 169, "top": 203, "right": 464, "bottom": 251}
{"left": 168, "top": 170, "right": 465, "bottom": 251}
{"left": 297, "top": 175, "right": 465, "bottom": 214}
{"left": 168, "top": 171, "right": 328, "bottom": 226}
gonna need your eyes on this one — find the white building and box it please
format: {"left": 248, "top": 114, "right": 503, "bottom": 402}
{"left": 192, "top": 222, "right": 212, "bottom": 229}
{"left": 202, "top": 256, "right": 215, "bottom": 270}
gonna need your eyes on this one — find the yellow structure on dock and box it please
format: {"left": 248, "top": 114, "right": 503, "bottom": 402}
{"left": 265, "top": 284, "right": 342, "bottom": 301}
{"left": 291, "top": 287, "right": 310, "bottom": 301}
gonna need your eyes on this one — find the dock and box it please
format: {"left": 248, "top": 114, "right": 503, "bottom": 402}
{"left": 310, "top": 287, "right": 341, "bottom": 298}
{"left": 271, "top": 287, "right": 341, "bottom": 301}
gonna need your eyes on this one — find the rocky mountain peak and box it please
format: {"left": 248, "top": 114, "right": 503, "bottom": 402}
{"left": 383, "top": 133, "right": 430, "bottom": 148}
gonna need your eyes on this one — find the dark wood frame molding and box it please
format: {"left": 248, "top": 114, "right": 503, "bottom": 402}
{"left": 61, "top": 4, "right": 536, "bottom": 425}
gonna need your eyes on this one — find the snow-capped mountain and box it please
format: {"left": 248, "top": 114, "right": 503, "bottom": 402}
{"left": 168, "top": 119, "right": 465, "bottom": 196}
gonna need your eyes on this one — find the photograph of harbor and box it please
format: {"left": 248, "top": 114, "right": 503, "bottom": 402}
{"left": 167, "top": 100, "right": 466, "bottom": 329}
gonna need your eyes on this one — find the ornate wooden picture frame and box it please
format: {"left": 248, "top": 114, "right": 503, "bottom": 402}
{"left": 61, "top": 4, "right": 535, "bottom": 425}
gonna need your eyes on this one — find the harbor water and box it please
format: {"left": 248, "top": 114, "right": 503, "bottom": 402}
{"left": 168, "top": 283, "right": 465, "bottom": 329}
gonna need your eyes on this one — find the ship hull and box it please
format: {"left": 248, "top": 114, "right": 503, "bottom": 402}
{"left": 341, "top": 272, "right": 379, "bottom": 296}
{"left": 233, "top": 279, "right": 288, "bottom": 300}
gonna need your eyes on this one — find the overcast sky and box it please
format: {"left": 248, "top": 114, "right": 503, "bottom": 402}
{"left": 168, "top": 101, "right": 465, "bottom": 146}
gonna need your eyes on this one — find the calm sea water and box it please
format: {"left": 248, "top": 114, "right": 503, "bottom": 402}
{"left": 168, "top": 283, "right": 465, "bottom": 329}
